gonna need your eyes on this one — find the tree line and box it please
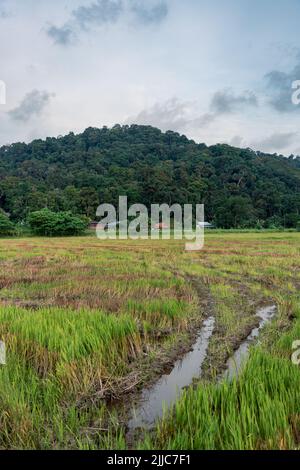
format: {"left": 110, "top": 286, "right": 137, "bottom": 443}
{"left": 0, "top": 124, "right": 300, "bottom": 232}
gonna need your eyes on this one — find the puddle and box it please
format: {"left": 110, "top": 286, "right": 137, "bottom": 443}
{"left": 126, "top": 305, "right": 276, "bottom": 435}
{"left": 224, "top": 305, "right": 276, "bottom": 381}
{"left": 127, "top": 316, "right": 215, "bottom": 430}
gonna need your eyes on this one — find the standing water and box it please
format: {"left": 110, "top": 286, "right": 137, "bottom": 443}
{"left": 224, "top": 305, "right": 276, "bottom": 380}
{"left": 128, "top": 316, "right": 215, "bottom": 430}
{"left": 127, "top": 305, "right": 276, "bottom": 434}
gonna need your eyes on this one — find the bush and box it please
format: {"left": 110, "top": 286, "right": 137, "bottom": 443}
{"left": 0, "top": 212, "right": 15, "bottom": 236}
{"left": 28, "top": 209, "right": 87, "bottom": 236}
{"left": 264, "top": 215, "right": 283, "bottom": 230}
{"left": 297, "top": 220, "right": 300, "bottom": 232}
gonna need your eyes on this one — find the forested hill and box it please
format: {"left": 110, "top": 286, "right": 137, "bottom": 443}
{"left": 0, "top": 125, "right": 300, "bottom": 228}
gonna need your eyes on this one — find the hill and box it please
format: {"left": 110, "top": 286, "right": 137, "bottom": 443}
{"left": 0, "top": 125, "right": 299, "bottom": 228}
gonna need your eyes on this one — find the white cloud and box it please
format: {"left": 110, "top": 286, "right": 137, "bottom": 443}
{"left": 8, "top": 90, "right": 54, "bottom": 122}
{"left": 1, "top": 0, "right": 300, "bottom": 156}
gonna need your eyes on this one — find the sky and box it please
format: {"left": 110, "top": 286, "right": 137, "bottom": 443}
{"left": 1, "top": 0, "right": 300, "bottom": 155}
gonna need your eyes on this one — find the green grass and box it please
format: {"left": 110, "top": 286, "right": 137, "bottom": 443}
{"left": 0, "top": 233, "right": 299, "bottom": 449}
{"left": 140, "top": 304, "right": 300, "bottom": 450}
{"left": 141, "top": 351, "right": 300, "bottom": 450}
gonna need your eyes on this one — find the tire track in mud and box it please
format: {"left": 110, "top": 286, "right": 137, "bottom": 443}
{"left": 127, "top": 315, "right": 215, "bottom": 432}
{"left": 125, "top": 275, "right": 277, "bottom": 446}
{"left": 223, "top": 304, "right": 276, "bottom": 380}
{"left": 124, "top": 274, "right": 216, "bottom": 445}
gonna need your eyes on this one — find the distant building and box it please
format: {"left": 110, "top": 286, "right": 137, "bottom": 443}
{"left": 154, "top": 223, "right": 169, "bottom": 230}
{"left": 197, "top": 222, "right": 214, "bottom": 228}
{"left": 89, "top": 221, "right": 99, "bottom": 230}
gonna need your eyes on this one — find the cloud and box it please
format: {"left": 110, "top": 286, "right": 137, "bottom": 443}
{"left": 46, "top": 25, "right": 75, "bottom": 46}
{"left": 72, "top": 0, "right": 123, "bottom": 30}
{"left": 0, "top": 0, "right": 9, "bottom": 18}
{"left": 211, "top": 89, "right": 258, "bottom": 114}
{"left": 46, "top": 0, "right": 123, "bottom": 45}
{"left": 46, "top": 0, "right": 168, "bottom": 45}
{"left": 126, "top": 97, "right": 191, "bottom": 132}
{"left": 8, "top": 90, "right": 54, "bottom": 122}
{"left": 250, "top": 132, "right": 298, "bottom": 153}
{"left": 126, "top": 97, "right": 219, "bottom": 132}
{"left": 131, "top": 1, "right": 168, "bottom": 24}
{"left": 127, "top": 90, "right": 259, "bottom": 134}
{"left": 265, "top": 63, "right": 300, "bottom": 112}
{"left": 229, "top": 136, "right": 245, "bottom": 148}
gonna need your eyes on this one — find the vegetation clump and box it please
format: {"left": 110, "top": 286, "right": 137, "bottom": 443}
{"left": 28, "top": 209, "right": 87, "bottom": 236}
{"left": 0, "top": 125, "right": 300, "bottom": 229}
{"left": 0, "top": 212, "right": 15, "bottom": 236}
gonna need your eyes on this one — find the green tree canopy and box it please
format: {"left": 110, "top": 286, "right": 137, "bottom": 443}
{"left": 0, "top": 212, "right": 15, "bottom": 236}
{"left": 28, "top": 209, "right": 87, "bottom": 236}
{"left": 0, "top": 125, "right": 300, "bottom": 229}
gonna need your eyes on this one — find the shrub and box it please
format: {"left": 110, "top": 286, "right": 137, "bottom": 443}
{"left": 265, "top": 215, "right": 283, "bottom": 230}
{"left": 0, "top": 212, "right": 15, "bottom": 236}
{"left": 28, "top": 209, "right": 87, "bottom": 236}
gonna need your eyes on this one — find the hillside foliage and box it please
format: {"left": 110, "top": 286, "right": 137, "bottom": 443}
{"left": 0, "top": 125, "right": 300, "bottom": 228}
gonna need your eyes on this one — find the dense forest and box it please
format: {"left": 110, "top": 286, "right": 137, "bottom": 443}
{"left": 0, "top": 124, "right": 300, "bottom": 228}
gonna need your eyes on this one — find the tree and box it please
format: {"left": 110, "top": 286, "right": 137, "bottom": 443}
{"left": 215, "top": 196, "right": 255, "bottom": 228}
{"left": 0, "top": 212, "right": 15, "bottom": 236}
{"left": 28, "top": 209, "right": 87, "bottom": 236}
{"left": 0, "top": 125, "right": 299, "bottom": 229}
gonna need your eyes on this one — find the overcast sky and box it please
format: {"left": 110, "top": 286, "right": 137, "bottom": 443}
{"left": 1, "top": 0, "right": 300, "bottom": 154}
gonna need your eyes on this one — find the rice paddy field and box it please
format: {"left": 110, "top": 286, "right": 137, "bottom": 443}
{"left": 0, "top": 232, "right": 299, "bottom": 450}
